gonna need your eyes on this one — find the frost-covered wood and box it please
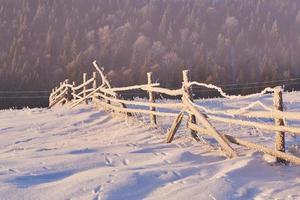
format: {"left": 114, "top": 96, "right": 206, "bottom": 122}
{"left": 50, "top": 83, "right": 67, "bottom": 98}
{"left": 183, "top": 95, "right": 237, "bottom": 158}
{"left": 96, "top": 100, "right": 179, "bottom": 117}
{"left": 78, "top": 88, "right": 94, "bottom": 96}
{"left": 93, "top": 61, "right": 112, "bottom": 89}
{"left": 226, "top": 110, "right": 300, "bottom": 120}
{"left": 148, "top": 72, "right": 157, "bottom": 125}
{"left": 207, "top": 114, "right": 300, "bottom": 135}
{"left": 141, "top": 86, "right": 183, "bottom": 96}
{"left": 224, "top": 135, "right": 300, "bottom": 165}
{"left": 189, "top": 81, "right": 276, "bottom": 99}
{"left": 54, "top": 87, "right": 68, "bottom": 101}
{"left": 49, "top": 92, "right": 67, "bottom": 108}
{"left": 93, "top": 72, "right": 97, "bottom": 101}
{"left": 65, "top": 79, "right": 71, "bottom": 102}
{"left": 166, "top": 111, "right": 184, "bottom": 143}
{"left": 95, "top": 92, "right": 183, "bottom": 110}
{"left": 72, "top": 78, "right": 95, "bottom": 91}
{"left": 187, "top": 122, "right": 300, "bottom": 165}
{"left": 83, "top": 73, "right": 88, "bottom": 104}
{"left": 110, "top": 83, "right": 160, "bottom": 92}
{"left": 183, "top": 70, "right": 199, "bottom": 141}
{"left": 72, "top": 81, "right": 76, "bottom": 100}
{"left": 193, "top": 100, "right": 300, "bottom": 121}
{"left": 70, "top": 85, "right": 109, "bottom": 108}
{"left": 71, "top": 93, "right": 83, "bottom": 100}
{"left": 273, "top": 86, "right": 286, "bottom": 163}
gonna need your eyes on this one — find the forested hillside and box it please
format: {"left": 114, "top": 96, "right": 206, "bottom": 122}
{"left": 1, "top": 0, "right": 300, "bottom": 107}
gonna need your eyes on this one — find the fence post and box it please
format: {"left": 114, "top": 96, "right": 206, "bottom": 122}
{"left": 93, "top": 71, "right": 97, "bottom": 101}
{"left": 59, "top": 82, "right": 62, "bottom": 94}
{"left": 54, "top": 87, "right": 58, "bottom": 102}
{"left": 65, "top": 79, "right": 70, "bottom": 103}
{"left": 83, "top": 73, "right": 88, "bottom": 104}
{"left": 273, "top": 86, "right": 286, "bottom": 164}
{"left": 182, "top": 70, "right": 200, "bottom": 141}
{"left": 59, "top": 82, "right": 63, "bottom": 104}
{"left": 72, "top": 81, "right": 76, "bottom": 101}
{"left": 49, "top": 89, "right": 54, "bottom": 106}
{"left": 147, "top": 72, "right": 157, "bottom": 126}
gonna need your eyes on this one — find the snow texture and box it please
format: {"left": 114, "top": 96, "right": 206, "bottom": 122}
{"left": 0, "top": 92, "right": 300, "bottom": 200}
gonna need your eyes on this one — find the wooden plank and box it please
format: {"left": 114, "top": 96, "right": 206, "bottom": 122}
{"left": 189, "top": 81, "right": 276, "bottom": 100}
{"left": 83, "top": 73, "right": 88, "bottom": 104}
{"left": 166, "top": 112, "right": 184, "bottom": 143}
{"left": 110, "top": 83, "right": 160, "bottom": 92}
{"left": 96, "top": 100, "right": 179, "bottom": 117}
{"left": 93, "top": 71, "right": 97, "bottom": 101}
{"left": 78, "top": 88, "right": 94, "bottom": 96}
{"left": 140, "top": 86, "right": 183, "bottom": 96}
{"left": 183, "top": 70, "right": 200, "bottom": 141}
{"left": 72, "top": 93, "right": 83, "bottom": 100}
{"left": 95, "top": 92, "right": 183, "bottom": 109}
{"left": 147, "top": 72, "right": 157, "bottom": 125}
{"left": 273, "top": 86, "right": 286, "bottom": 164}
{"left": 188, "top": 122, "right": 300, "bottom": 165}
{"left": 72, "top": 81, "right": 76, "bottom": 100}
{"left": 224, "top": 110, "right": 300, "bottom": 121}
{"left": 73, "top": 77, "right": 95, "bottom": 90}
{"left": 206, "top": 114, "right": 300, "bottom": 136}
{"left": 224, "top": 134, "right": 300, "bottom": 165}
{"left": 93, "top": 61, "right": 112, "bottom": 89}
{"left": 70, "top": 85, "right": 104, "bottom": 108}
{"left": 183, "top": 95, "right": 237, "bottom": 158}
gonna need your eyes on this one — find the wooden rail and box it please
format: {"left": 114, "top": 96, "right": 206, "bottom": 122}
{"left": 48, "top": 61, "right": 300, "bottom": 165}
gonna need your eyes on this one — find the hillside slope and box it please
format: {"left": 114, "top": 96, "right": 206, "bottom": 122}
{"left": 0, "top": 93, "right": 300, "bottom": 199}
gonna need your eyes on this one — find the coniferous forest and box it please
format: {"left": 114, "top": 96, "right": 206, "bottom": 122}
{"left": 1, "top": 0, "right": 300, "bottom": 108}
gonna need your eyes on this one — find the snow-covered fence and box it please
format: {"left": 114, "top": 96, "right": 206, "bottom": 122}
{"left": 49, "top": 73, "right": 96, "bottom": 108}
{"left": 49, "top": 61, "right": 300, "bottom": 165}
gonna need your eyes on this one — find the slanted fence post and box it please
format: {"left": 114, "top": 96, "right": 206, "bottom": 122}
{"left": 93, "top": 71, "right": 97, "bottom": 101}
{"left": 72, "top": 81, "right": 76, "bottom": 101}
{"left": 147, "top": 72, "right": 157, "bottom": 126}
{"left": 182, "top": 70, "right": 200, "bottom": 141}
{"left": 273, "top": 86, "right": 286, "bottom": 164}
{"left": 166, "top": 111, "right": 184, "bottom": 143}
{"left": 83, "top": 73, "right": 88, "bottom": 104}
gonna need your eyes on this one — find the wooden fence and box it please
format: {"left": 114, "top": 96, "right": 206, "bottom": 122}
{"left": 49, "top": 61, "right": 300, "bottom": 165}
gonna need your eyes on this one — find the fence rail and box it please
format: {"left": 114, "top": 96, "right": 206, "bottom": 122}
{"left": 49, "top": 61, "right": 300, "bottom": 165}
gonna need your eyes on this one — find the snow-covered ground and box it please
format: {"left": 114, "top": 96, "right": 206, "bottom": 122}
{"left": 0, "top": 92, "right": 300, "bottom": 200}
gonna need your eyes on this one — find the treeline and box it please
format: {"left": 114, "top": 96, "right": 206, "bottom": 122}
{"left": 0, "top": 0, "right": 300, "bottom": 108}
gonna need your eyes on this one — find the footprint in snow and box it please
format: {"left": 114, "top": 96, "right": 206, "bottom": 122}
{"left": 106, "top": 179, "right": 114, "bottom": 184}
{"left": 172, "top": 171, "right": 182, "bottom": 179}
{"left": 127, "top": 143, "right": 138, "bottom": 148}
{"left": 153, "top": 152, "right": 168, "bottom": 157}
{"left": 164, "top": 160, "right": 172, "bottom": 164}
{"left": 93, "top": 185, "right": 102, "bottom": 194}
{"left": 114, "top": 153, "right": 121, "bottom": 157}
{"left": 92, "top": 188, "right": 102, "bottom": 200}
{"left": 153, "top": 152, "right": 159, "bottom": 156}
{"left": 108, "top": 174, "right": 115, "bottom": 178}
{"left": 122, "top": 159, "right": 129, "bottom": 166}
{"left": 105, "top": 156, "right": 113, "bottom": 166}
{"left": 15, "top": 138, "right": 33, "bottom": 144}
